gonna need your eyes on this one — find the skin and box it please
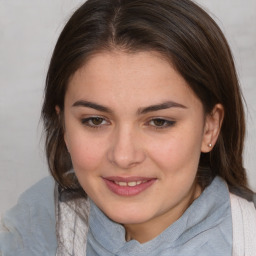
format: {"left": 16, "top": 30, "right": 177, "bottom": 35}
{"left": 61, "top": 50, "right": 223, "bottom": 243}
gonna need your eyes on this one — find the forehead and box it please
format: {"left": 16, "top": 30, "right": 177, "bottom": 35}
{"left": 69, "top": 50, "right": 174, "bottom": 85}
{"left": 65, "top": 50, "right": 201, "bottom": 111}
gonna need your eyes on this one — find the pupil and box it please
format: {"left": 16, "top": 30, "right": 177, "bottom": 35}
{"left": 154, "top": 119, "right": 165, "bottom": 126}
{"left": 92, "top": 117, "right": 103, "bottom": 125}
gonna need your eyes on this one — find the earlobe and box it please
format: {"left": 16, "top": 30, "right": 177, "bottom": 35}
{"left": 201, "top": 104, "right": 224, "bottom": 153}
{"left": 55, "top": 105, "right": 61, "bottom": 115}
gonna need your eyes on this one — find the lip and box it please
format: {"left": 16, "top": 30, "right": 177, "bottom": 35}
{"left": 102, "top": 176, "right": 157, "bottom": 196}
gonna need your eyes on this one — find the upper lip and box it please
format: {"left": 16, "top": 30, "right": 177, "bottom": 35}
{"left": 103, "top": 176, "right": 156, "bottom": 182}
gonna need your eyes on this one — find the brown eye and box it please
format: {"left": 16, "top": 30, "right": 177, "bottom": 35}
{"left": 90, "top": 117, "right": 104, "bottom": 125}
{"left": 152, "top": 119, "right": 166, "bottom": 126}
{"left": 81, "top": 116, "right": 109, "bottom": 128}
{"left": 148, "top": 118, "right": 176, "bottom": 129}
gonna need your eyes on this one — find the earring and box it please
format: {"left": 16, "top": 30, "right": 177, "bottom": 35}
{"left": 208, "top": 143, "right": 212, "bottom": 147}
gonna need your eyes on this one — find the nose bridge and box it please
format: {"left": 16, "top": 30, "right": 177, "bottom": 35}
{"left": 108, "top": 123, "right": 145, "bottom": 169}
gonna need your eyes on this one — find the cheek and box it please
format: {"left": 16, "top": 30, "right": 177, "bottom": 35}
{"left": 66, "top": 133, "right": 106, "bottom": 172}
{"left": 147, "top": 128, "right": 203, "bottom": 173}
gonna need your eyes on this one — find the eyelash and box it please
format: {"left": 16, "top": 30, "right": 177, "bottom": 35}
{"left": 80, "top": 117, "right": 176, "bottom": 129}
{"left": 146, "top": 118, "right": 176, "bottom": 129}
{"left": 81, "top": 116, "right": 110, "bottom": 129}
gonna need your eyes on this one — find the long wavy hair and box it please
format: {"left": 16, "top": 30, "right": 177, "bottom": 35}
{"left": 42, "top": 0, "right": 249, "bottom": 194}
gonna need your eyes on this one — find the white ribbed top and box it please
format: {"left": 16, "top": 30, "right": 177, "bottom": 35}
{"left": 230, "top": 193, "right": 256, "bottom": 256}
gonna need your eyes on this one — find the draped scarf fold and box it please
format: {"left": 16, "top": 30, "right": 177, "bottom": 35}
{"left": 55, "top": 185, "right": 90, "bottom": 256}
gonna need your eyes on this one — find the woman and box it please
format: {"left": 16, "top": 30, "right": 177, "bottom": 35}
{"left": 1, "top": 0, "right": 255, "bottom": 255}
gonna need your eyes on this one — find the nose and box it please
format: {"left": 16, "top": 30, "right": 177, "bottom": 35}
{"left": 107, "top": 125, "right": 146, "bottom": 169}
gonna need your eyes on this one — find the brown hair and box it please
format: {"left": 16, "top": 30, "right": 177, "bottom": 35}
{"left": 42, "top": 0, "right": 249, "bottom": 193}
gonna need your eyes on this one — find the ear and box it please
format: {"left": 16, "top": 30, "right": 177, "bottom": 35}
{"left": 201, "top": 104, "right": 224, "bottom": 153}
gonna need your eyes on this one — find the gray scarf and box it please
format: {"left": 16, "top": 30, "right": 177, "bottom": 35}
{"left": 55, "top": 186, "right": 90, "bottom": 256}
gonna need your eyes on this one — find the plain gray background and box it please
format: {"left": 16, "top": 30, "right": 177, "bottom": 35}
{"left": 0, "top": 0, "right": 256, "bottom": 215}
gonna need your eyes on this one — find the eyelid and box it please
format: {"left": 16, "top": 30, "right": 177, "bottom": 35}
{"left": 81, "top": 115, "right": 111, "bottom": 128}
{"left": 146, "top": 117, "right": 176, "bottom": 129}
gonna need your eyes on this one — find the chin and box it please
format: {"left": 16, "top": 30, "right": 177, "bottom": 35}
{"left": 104, "top": 208, "right": 151, "bottom": 225}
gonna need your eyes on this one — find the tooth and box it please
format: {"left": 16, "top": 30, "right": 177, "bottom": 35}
{"left": 118, "top": 182, "right": 127, "bottom": 186}
{"left": 127, "top": 181, "right": 137, "bottom": 187}
{"left": 114, "top": 180, "right": 148, "bottom": 186}
{"left": 114, "top": 181, "right": 127, "bottom": 186}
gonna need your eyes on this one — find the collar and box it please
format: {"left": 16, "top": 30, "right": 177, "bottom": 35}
{"left": 87, "top": 176, "right": 232, "bottom": 255}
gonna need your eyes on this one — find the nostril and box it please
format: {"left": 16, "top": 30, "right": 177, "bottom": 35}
{"left": 107, "top": 147, "right": 146, "bottom": 169}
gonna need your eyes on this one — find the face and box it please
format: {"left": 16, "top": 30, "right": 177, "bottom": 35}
{"left": 63, "top": 51, "right": 215, "bottom": 242}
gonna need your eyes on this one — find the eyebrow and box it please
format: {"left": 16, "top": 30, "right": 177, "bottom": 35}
{"left": 137, "top": 101, "right": 187, "bottom": 115}
{"left": 72, "top": 100, "right": 113, "bottom": 113}
{"left": 72, "top": 100, "right": 187, "bottom": 114}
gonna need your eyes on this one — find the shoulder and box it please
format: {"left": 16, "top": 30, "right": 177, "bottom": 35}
{"left": 230, "top": 193, "right": 256, "bottom": 214}
{"left": 0, "top": 176, "right": 57, "bottom": 256}
{"left": 230, "top": 193, "right": 256, "bottom": 256}
{"left": 230, "top": 193, "right": 256, "bottom": 227}
{"left": 19, "top": 176, "right": 55, "bottom": 209}
{"left": 253, "top": 193, "right": 256, "bottom": 208}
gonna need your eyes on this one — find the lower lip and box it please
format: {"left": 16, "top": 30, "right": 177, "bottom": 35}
{"left": 103, "top": 178, "right": 156, "bottom": 196}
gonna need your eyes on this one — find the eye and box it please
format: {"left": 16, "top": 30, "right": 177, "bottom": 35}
{"left": 81, "top": 116, "right": 109, "bottom": 128}
{"left": 148, "top": 118, "right": 175, "bottom": 129}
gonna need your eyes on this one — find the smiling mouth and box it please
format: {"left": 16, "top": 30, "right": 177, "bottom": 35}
{"left": 103, "top": 177, "right": 156, "bottom": 196}
{"left": 113, "top": 180, "right": 148, "bottom": 187}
